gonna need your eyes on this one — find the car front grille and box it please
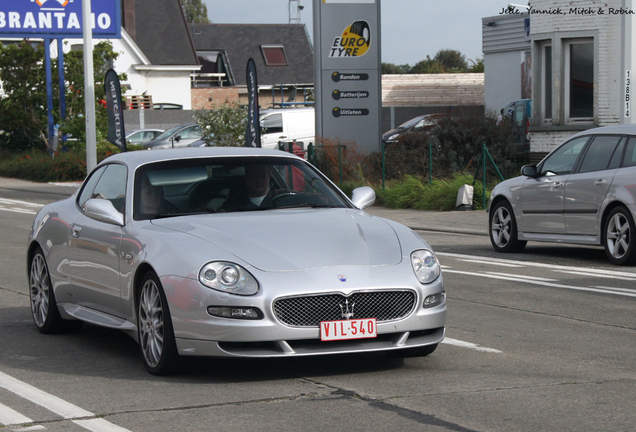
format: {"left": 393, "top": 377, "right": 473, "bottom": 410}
{"left": 273, "top": 290, "right": 417, "bottom": 327}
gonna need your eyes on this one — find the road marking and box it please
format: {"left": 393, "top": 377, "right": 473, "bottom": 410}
{"left": 442, "top": 338, "right": 502, "bottom": 353}
{"left": 0, "top": 199, "right": 43, "bottom": 215}
{"left": 484, "top": 272, "right": 558, "bottom": 282}
{"left": 0, "top": 207, "right": 38, "bottom": 215}
{"left": 444, "top": 269, "right": 636, "bottom": 298}
{"left": 554, "top": 270, "right": 636, "bottom": 282}
{"left": 459, "top": 259, "right": 524, "bottom": 268}
{"left": 438, "top": 252, "right": 636, "bottom": 278}
{"left": 0, "top": 198, "right": 43, "bottom": 208}
{"left": 0, "top": 402, "right": 32, "bottom": 426}
{"left": 0, "top": 371, "right": 131, "bottom": 432}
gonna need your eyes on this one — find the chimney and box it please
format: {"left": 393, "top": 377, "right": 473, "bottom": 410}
{"left": 121, "top": 0, "right": 136, "bottom": 40}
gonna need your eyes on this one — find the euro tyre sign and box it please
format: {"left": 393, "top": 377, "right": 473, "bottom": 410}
{"left": 0, "top": 0, "right": 121, "bottom": 39}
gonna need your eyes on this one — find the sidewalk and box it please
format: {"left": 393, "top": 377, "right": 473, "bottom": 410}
{"left": 365, "top": 206, "right": 488, "bottom": 236}
{"left": 0, "top": 177, "right": 489, "bottom": 236}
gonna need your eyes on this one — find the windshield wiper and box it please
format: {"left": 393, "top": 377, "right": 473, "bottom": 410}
{"left": 151, "top": 208, "right": 219, "bottom": 219}
{"left": 274, "top": 203, "right": 337, "bottom": 209}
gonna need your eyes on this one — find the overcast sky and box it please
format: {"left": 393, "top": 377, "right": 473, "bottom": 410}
{"left": 200, "top": 0, "right": 510, "bottom": 66}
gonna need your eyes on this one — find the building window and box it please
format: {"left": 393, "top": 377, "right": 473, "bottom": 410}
{"left": 534, "top": 34, "right": 595, "bottom": 126}
{"left": 261, "top": 45, "right": 288, "bottom": 67}
{"left": 193, "top": 51, "right": 229, "bottom": 87}
{"left": 565, "top": 40, "right": 594, "bottom": 121}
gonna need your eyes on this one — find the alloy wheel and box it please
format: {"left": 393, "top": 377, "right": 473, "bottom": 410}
{"left": 139, "top": 279, "right": 165, "bottom": 368}
{"left": 606, "top": 212, "right": 631, "bottom": 260}
{"left": 30, "top": 253, "right": 50, "bottom": 328}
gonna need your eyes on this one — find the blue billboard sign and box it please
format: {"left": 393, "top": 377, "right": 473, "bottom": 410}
{"left": 0, "top": 0, "right": 121, "bottom": 39}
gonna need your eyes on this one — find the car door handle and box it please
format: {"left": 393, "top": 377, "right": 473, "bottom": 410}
{"left": 552, "top": 181, "right": 563, "bottom": 190}
{"left": 594, "top": 179, "right": 608, "bottom": 187}
{"left": 71, "top": 225, "right": 82, "bottom": 238}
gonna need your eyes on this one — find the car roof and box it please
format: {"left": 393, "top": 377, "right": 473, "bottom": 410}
{"left": 569, "top": 124, "right": 636, "bottom": 139}
{"left": 99, "top": 147, "right": 301, "bottom": 170}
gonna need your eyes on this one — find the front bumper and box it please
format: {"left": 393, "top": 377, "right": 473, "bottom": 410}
{"left": 161, "top": 264, "right": 447, "bottom": 358}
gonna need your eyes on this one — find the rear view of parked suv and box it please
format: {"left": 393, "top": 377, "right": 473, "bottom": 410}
{"left": 488, "top": 125, "right": 636, "bottom": 265}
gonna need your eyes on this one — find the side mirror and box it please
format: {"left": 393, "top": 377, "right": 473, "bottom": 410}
{"left": 351, "top": 186, "right": 375, "bottom": 209}
{"left": 83, "top": 199, "right": 124, "bottom": 226}
{"left": 521, "top": 165, "right": 537, "bottom": 177}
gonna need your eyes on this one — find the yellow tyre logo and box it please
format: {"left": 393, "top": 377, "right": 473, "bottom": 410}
{"left": 329, "top": 20, "right": 371, "bottom": 58}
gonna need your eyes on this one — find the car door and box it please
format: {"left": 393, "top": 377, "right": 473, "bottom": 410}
{"left": 520, "top": 136, "right": 588, "bottom": 233}
{"left": 260, "top": 113, "right": 284, "bottom": 149}
{"left": 564, "top": 135, "right": 624, "bottom": 236}
{"left": 173, "top": 125, "right": 202, "bottom": 147}
{"left": 68, "top": 163, "right": 127, "bottom": 316}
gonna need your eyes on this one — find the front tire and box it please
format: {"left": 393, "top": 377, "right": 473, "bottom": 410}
{"left": 489, "top": 201, "right": 527, "bottom": 253}
{"left": 604, "top": 207, "right": 636, "bottom": 265}
{"left": 138, "top": 271, "right": 178, "bottom": 375}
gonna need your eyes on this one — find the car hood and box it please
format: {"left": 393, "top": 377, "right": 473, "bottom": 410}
{"left": 151, "top": 209, "right": 403, "bottom": 271}
{"left": 382, "top": 127, "right": 406, "bottom": 141}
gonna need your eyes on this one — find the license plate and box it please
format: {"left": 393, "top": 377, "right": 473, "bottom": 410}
{"left": 320, "top": 318, "right": 377, "bottom": 341}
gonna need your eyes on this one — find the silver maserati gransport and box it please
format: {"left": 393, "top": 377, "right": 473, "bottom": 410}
{"left": 28, "top": 147, "right": 446, "bottom": 375}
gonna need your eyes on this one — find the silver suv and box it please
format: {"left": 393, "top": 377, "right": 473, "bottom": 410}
{"left": 488, "top": 125, "right": 636, "bottom": 265}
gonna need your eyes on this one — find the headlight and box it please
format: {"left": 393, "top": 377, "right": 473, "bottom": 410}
{"left": 387, "top": 133, "right": 400, "bottom": 141}
{"left": 198, "top": 262, "right": 259, "bottom": 296}
{"left": 411, "top": 250, "right": 441, "bottom": 284}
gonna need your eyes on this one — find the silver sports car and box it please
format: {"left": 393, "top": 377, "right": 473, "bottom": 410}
{"left": 28, "top": 147, "right": 446, "bottom": 375}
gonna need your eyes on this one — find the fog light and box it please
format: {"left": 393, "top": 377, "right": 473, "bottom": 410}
{"left": 207, "top": 306, "right": 262, "bottom": 319}
{"left": 423, "top": 292, "right": 445, "bottom": 308}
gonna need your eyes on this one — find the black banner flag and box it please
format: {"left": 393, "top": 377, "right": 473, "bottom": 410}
{"left": 245, "top": 59, "right": 260, "bottom": 147}
{"left": 104, "top": 69, "right": 127, "bottom": 152}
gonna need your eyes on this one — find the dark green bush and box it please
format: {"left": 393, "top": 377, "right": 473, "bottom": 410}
{"left": 0, "top": 142, "right": 134, "bottom": 182}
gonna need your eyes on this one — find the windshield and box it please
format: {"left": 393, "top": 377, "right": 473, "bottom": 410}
{"left": 397, "top": 116, "right": 426, "bottom": 129}
{"left": 152, "top": 124, "right": 190, "bottom": 141}
{"left": 134, "top": 156, "right": 352, "bottom": 220}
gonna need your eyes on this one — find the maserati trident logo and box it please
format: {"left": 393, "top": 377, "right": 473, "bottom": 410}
{"left": 338, "top": 274, "right": 346, "bottom": 282}
{"left": 339, "top": 299, "right": 355, "bottom": 319}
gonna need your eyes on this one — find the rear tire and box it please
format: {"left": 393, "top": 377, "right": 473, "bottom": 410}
{"left": 29, "top": 248, "right": 65, "bottom": 334}
{"left": 138, "top": 271, "right": 179, "bottom": 375}
{"left": 489, "top": 201, "right": 527, "bottom": 253}
{"left": 603, "top": 207, "right": 636, "bottom": 265}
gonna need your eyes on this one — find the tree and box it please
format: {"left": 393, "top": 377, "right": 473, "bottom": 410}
{"left": 0, "top": 41, "right": 51, "bottom": 151}
{"left": 434, "top": 49, "right": 468, "bottom": 72}
{"left": 0, "top": 40, "right": 123, "bottom": 152}
{"left": 469, "top": 57, "right": 484, "bottom": 73}
{"left": 381, "top": 62, "right": 411, "bottom": 74}
{"left": 181, "top": 0, "right": 210, "bottom": 23}
{"left": 194, "top": 101, "right": 247, "bottom": 147}
{"left": 410, "top": 56, "right": 446, "bottom": 74}
{"left": 59, "top": 41, "right": 125, "bottom": 148}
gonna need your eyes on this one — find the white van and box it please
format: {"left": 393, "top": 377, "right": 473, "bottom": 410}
{"left": 259, "top": 108, "right": 315, "bottom": 150}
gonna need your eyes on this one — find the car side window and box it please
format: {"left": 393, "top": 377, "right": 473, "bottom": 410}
{"left": 514, "top": 105, "right": 525, "bottom": 127}
{"left": 622, "top": 137, "right": 636, "bottom": 167}
{"left": 578, "top": 136, "right": 622, "bottom": 173}
{"left": 607, "top": 138, "right": 626, "bottom": 170}
{"left": 540, "top": 136, "right": 588, "bottom": 176}
{"left": 260, "top": 114, "right": 283, "bottom": 135}
{"left": 77, "top": 166, "right": 107, "bottom": 208}
{"left": 88, "top": 164, "right": 128, "bottom": 213}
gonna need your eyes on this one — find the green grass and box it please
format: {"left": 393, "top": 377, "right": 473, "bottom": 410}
{"left": 374, "top": 173, "right": 489, "bottom": 211}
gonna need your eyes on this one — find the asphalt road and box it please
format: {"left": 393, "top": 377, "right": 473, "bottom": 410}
{"left": 0, "top": 186, "right": 635, "bottom": 432}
